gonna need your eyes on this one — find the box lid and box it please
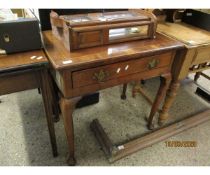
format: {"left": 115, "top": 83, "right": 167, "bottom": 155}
{"left": 60, "top": 10, "right": 152, "bottom": 27}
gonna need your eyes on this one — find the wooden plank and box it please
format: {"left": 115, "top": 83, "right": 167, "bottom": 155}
{"left": 91, "top": 109, "right": 210, "bottom": 163}
{"left": 90, "top": 119, "right": 117, "bottom": 157}
{"left": 110, "top": 109, "right": 210, "bottom": 162}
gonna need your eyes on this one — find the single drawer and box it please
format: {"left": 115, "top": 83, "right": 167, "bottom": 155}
{"left": 192, "top": 46, "right": 210, "bottom": 65}
{"left": 72, "top": 52, "right": 173, "bottom": 88}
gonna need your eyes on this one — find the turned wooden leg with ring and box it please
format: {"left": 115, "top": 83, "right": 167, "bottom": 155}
{"left": 158, "top": 80, "right": 180, "bottom": 126}
{"left": 132, "top": 80, "right": 146, "bottom": 98}
{"left": 60, "top": 96, "right": 82, "bottom": 166}
{"left": 147, "top": 74, "right": 171, "bottom": 130}
{"left": 132, "top": 81, "right": 141, "bottom": 98}
{"left": 121, "top": 80, "right": 146, "bottom": 100}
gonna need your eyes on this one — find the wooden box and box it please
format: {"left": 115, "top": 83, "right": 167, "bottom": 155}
{"left": 50, "top": 10, "right": 157, "bottom": 51}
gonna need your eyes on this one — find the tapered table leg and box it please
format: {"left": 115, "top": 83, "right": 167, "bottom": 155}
{"left": 49, "top": 73, "right": 60, "bottom": 122}
{"left": 158, "top": 80, "right": 180, "bottom": 126}
{"left": 40, "top": 69, "right": 58, "bottom": 157}
{"left": 60, "top": 96, "right": 81, "bottom": 166}
{"left": 147, "top": 74, "right": 171, "bottom": 130}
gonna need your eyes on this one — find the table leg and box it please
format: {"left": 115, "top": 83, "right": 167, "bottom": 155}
{"left": 132, "top": 81, "right": 141, "bottom": 98}
{"left": 40, "top": 69, "right": 58, "bottom": 157}
{"left": 194, "top": 72, "right": 201, "bottom": 82}
{"left": 49, "top": 73, "right": 60, "bottom": 122}
{"left": 158, "top": 80, "right": 180, "bottom": 126}
{"left": 121, "top": 80, "right": 146, "bottom": 100}
{"left": 60, "top": 96, "right": 81, "bottom": 166}
{"left": 147, "top": 74, "right": 171, "bottom": 130}
{"left": 121, "top": 83, "right": 127, "bottom": 100}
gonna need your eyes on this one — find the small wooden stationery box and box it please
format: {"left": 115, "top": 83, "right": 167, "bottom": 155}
{"left": 50, "top": 10, "right": 157, "bottom": 51}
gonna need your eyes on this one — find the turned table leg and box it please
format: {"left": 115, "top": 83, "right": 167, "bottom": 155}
{"left": 60, "top": 97, "right": 81, "bottom": 166}
{"left": 158, "top": 80, "right": 180, "bottom": 126}
{"left": 132, "top": 80, "right": 146, "bottom": 98}
{"left": 121, "top": 83, "right": 128, "bottom": 100}
{"left": 121, "top": 80, "right": 146, "bottom": 100}
{"left": 147, "top": 74, "right": 171, "bottom": 130}
{"left": 132, "top": 81, "right": 141, "bottom": 98}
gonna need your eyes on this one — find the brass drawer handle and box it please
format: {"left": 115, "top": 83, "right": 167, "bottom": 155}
{"left": 93, "top": 70, "right": 109, "bottom": 82}
{"left": 148, "top": 59, "right": 160, "bottom": 69}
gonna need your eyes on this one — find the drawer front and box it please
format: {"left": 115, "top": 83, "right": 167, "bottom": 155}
{"left": 72, "top": 52, "right": 173, "bottom": 88}
{"left": 192, "top": 46, "right": 210, "bottom": 65}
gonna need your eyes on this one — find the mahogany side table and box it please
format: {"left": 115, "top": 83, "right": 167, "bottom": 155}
{"left": 0, "top": 50, "right": 57, "bottom": 157}
{"left": 43, "top": 30, "right": 184, "bottom": 165}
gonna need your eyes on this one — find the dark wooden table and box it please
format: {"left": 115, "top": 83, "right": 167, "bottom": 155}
{"left": 43, "top": 30, "right": 185, "bottom": 165}
{"left": 0, "top": 50, "right": 57, "bottom": 157}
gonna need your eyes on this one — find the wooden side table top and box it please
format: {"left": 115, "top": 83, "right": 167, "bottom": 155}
{"left": 157, "top": 22, "right": 210, "bottom": 47}
{"left": 0, "top": 50, "right": 48, "bottom": 73}
{"left": 43, "top": 30, "right": 184, "bottom": 71}
{"left": 157, "top": 22, "right": 210, "bottom": 80}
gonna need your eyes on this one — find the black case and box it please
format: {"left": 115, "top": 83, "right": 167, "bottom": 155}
{"left": 0, "top": 18, "right": 42, "bottom": 54}
{"left": 182, "top": 9, "right": 210, "bottom": 31}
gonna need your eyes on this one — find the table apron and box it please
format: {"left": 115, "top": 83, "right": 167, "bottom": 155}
{"left": 62, "top": 66, "right": 170, "bottom": 98}
{"left": 0, "top": 69, "right": 41, "bottom": 95}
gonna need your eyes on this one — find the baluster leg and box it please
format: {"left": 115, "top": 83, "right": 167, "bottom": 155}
{"left": 158, "top": 80, "right": 180, "bottom": 126}
{"left": 147, "top": 74, "right": 171, "bottom": 130}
